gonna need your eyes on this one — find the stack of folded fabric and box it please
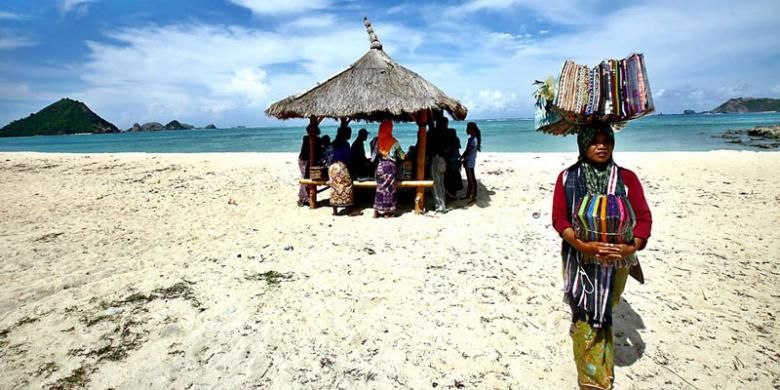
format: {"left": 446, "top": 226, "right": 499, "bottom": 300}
{"left": 535, "top": 53, "right": 654, "bottom": 135}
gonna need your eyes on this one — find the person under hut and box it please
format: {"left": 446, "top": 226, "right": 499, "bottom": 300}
{"left": 445, "top": 127, "right": 464, "bottom": 199}
{"left": 459, "top": 122, "right": 481, "bottom": 203}
{"left": 328, "top": 125, "right": 355, "bottom": 215}
{"left": 297, "top": 123, "right": 322, "bottom": 207}
{"left": 551, "top": 122, "right": 652, "bottom": 390}
{"left": 320, "top": 135, "right": 333, "bottom": 168}
{"left": 350, "top": 128, "right": 372, "bottom": 179}
{"left": 428, "top": 116, "right": 450, "bottom": 213}
{"left": 371, "top": 120, "right": 405, "bottom": 218}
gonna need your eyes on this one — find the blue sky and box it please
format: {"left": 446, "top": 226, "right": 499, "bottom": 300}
{"left": 1, "top": 0, "right": 778, "bottom": 128}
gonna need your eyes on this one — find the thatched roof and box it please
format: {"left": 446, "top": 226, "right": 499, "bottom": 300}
{"left": 265, "top": 18, "right": 468, "bottom": 122}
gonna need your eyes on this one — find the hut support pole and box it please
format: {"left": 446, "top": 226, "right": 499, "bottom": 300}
{"left": 414, "top": 110, "right": 428, "bottom": 214}
{"left": 307, "top": 116, "right": 320, "bottom": 209}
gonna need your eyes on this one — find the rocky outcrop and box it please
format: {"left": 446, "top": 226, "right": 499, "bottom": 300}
{"left": 719, "top": 123, "right": 780, "bottom": 149}
{"left": 203, "top": 124, "right": 217, "bottom": 129}
{"left": 747, "top": 124, "right": 780, "bottom": 139}
{"left": 140, "top": 122, "right": 163, "bottom": 131}
{"left": 126, "top": 121, "right": 196, "bottom": 132}
{"left": 164, "top": 120, "right": 194, "bottom": 130}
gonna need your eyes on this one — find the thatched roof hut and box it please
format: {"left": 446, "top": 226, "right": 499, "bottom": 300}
{"left": 265, "top": 18, "right": 468, "bottom": 122}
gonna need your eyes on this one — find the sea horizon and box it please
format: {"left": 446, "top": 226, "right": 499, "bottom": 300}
{"left": 1, "top": 112, "right": 778, "bottom": 154}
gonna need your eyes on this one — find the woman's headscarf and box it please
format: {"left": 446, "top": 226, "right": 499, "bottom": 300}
{"left": 377, "top": 120, "right": 397, "bottom": 157}
{"left": 576, "top": 122, "right": 616, "bottom": 194}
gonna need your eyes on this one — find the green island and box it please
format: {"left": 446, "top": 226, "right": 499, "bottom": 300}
{"left": 0, "top": 98, "right": 118, "bottom": 137}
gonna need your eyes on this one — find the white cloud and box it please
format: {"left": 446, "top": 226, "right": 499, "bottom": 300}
{"left": 282, "top": 14, "right": 338, "bottom": 31}
{"left": 215, "top": 68, "right": 270, "bottom": 106}
{"left": 9, "top": 0, "right": 773, "bottom": 126}
{"left": 73, "top": 22, "right": 373, "bottom": 126}
{"left": 463, "top": 89, "right": 520, "bottom": 112}
{"left": 226, "top": 0, "right": 329, "bottom": 15}
{"left": 424, "top": 0, "right": 780, "bottom": 116}
{"left": 60, "top": 0, "right": 97, "bottom": 17}
{"left": 457, "top": 0, "right": 609, "bottom": 25}
{"left": 0, "top": 11, "right": 25, "bottom": 20}
{"left": 0, "top": 30, "right": 35, "bottom": 50}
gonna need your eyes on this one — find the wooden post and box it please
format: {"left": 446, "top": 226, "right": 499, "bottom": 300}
{"left": 307, "top": 116, "right": 320, "bottom": 209}
{"left": 414, "top": 110, "right": 428, "bottom": 214}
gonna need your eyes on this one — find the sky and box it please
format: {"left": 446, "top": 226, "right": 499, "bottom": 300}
{"left": 0, "top": 0, "right": 778, "bottom": 128}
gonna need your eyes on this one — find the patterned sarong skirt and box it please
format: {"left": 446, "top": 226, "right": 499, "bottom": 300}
{"left": 373, "top": 159, "right": 397, "bottom": 213}
{"left": 298, "top": 159, "right": 308, "bottom": 204}
{"left": 328, "top": 162, "right": 353, "bottom": 207}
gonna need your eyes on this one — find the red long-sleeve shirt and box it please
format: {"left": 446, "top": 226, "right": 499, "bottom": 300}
{"left": 551, "top": 167, "right": 652, "bottom": 248}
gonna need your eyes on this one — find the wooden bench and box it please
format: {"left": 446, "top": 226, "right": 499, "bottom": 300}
{"left": 299, "top": 179, "right": 433, "bottom": 188}
{"left": 299, "top": 178, "right": 433, "bottom": 214}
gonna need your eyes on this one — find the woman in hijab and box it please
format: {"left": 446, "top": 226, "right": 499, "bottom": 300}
{"left": 328, "top": 125, "right": 354, "bottom": 215}
{"left": 371, "top": 120, "right": 405, "bottom": 218}
{"left": 550, "top": 121, "right": 652, "bottom": 390}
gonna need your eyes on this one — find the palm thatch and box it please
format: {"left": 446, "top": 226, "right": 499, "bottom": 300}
{"left": 265, "top": 18, "right": 468, "bottom": 122}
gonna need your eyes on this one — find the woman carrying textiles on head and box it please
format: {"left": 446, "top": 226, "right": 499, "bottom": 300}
{"left": 551, "top": 121, "right": 652, "bottom": 389}
{"left": 371, "top": 120, "right": 405, "bottom": 218}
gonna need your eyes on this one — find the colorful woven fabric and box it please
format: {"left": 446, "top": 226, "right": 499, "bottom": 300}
{"left": 535, "top": 53, "right": 654, "bottom": 135}
{"left": 572, "top": 165, "right": 637, "bottom": 267}
{"left": 562, "top": 162, "right": 637, "bottom": 328}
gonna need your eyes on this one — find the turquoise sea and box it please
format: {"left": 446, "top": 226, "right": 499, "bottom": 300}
{"left": 0, "top": 113, "right": 778, "bottom": 154}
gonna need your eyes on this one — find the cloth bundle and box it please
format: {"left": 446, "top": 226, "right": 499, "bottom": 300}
{"left": 572, "top": 193, "right": 637, "bottom": 268}
{"left": 535, "top": 53, "right": 654, "bottom": 135}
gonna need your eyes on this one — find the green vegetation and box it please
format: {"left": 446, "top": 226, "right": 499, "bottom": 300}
{"left": 711, "top": 98, "right": 780, "bottom": 113}
{"left": 0, "top": 98, "right": 118, "bottom": 137}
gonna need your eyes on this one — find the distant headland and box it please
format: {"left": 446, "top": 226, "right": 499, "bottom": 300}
{"left": 0, "top": 98, "right": 217, "bottom": 137}
{"left": 710, "top": 97, "right": 780, "bottom": 114}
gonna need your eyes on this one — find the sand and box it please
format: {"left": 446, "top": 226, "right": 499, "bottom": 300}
{"left": 0, "top": 151, "right": 778, "bottom": 389}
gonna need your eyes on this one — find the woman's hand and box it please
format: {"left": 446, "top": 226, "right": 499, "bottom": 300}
{"left": 576, "top": 241, "right": 636, "bottom": 264}
{"left": 561, "top": 228, "right": 637, "bottom": 264}
{"left": 597, "top": 243, "right": 637, "bottom": 264}
{"left": 576, "top": 241, "right": 614, "bottom": 258}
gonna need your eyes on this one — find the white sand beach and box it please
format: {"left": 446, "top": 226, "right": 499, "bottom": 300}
{"left": 0, "top": 151, "right": 778, "bottom": 389}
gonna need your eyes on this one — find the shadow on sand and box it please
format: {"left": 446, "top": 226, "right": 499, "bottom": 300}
{"left": 612, "top": 299, "right": 646, "bottom": 367}
{"left": 319, "top": 179, "right": 495, "bottom": 217}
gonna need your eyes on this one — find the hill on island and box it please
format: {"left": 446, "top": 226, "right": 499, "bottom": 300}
{"left": 0, "top": 98, "right": 118, "bottom": 137}
{"left": 711, "top": 98, "right": 780, "bottom": 113}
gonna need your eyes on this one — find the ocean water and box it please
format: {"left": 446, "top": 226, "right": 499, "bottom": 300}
{"left": 0, "top": 113, "right": 778, "bottom": 154}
